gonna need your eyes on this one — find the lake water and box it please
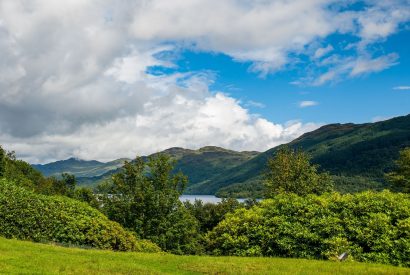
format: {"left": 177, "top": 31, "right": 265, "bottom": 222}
{"left": 179, "top": 195, "right": 246, "bottom": 204}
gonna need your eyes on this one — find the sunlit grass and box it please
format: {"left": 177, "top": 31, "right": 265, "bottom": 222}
{"left": 0, "top": 237, "right": 408, "bottom": 274}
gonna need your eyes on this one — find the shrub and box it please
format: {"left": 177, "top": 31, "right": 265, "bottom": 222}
{"left": 207, "top": 191, "right": 410, "bottom": 267}
{"left": 0, "top": 179, "right": 160, "bottom": 253}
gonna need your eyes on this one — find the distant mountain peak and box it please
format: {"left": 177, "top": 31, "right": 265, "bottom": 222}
{"left": 161, "top": 147, "right": 195, "bottom": 154}
{"left": 198, "top": 146, "right": 230, "bottom": 152}
{"left": 67, "top": 157, "right": 82, "bottom": 162}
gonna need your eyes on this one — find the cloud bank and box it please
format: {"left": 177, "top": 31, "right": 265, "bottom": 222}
{"left": 0, "top": 0, "right": 408, "bottom": 162}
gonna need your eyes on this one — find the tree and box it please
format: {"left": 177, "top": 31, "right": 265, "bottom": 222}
{"left": 264, "top": 147, "right": 333, "bottom": 197}
{"left": 184, "top": 198, "right": 243, "bottom": 234}
{"left": 0, "top": 145, "right": 80, "bottom": 197}
{"left": 0, "top": 146, "right": 5, "bottom": 178}
{"left": 74, "top": 187, "right": 99, "bottom": 208}
{"left": 100, "top": 154, "right": 202, "bottom": 254}
{"left": 61, "top": 173, "right": 76, "bottom": 196}
{"left": 385, "top": 147, "right": 410, "bottom": 193}
{"left": 47, "top": 173, "right": 77, "bottom": 197}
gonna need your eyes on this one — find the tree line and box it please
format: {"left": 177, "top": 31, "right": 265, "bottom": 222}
{"left": 0, "top": 145, "right": 409, "bottom": 266}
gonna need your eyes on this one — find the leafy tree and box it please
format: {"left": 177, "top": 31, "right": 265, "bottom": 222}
{"left": 386, "top": 147, "right": 410, "bottom": 193}
{"left": 0, "top": 145, "right": 45, "bottom": 190}
{"left": 61, "top": 173, "right": 76, "bottom": 196}
{"left": 184, "top": 198, "right": 243, "bottom": 233}
{"left": 74, "top": 187, "right": 99, "bottom": 209}
{"left": 264, "top": 147, "right": 333, "bottom": 197}
{"left": 100, "top": 154, "right": 202, "bottom": 254}
{"left": 45, "top": 173, "right": 77, "bottom": 197}
{"left": 0, "top": 145, "right": 98, "bottom": 205}
{"left": 0, "top": 146, "right": 5, "bottom": 178}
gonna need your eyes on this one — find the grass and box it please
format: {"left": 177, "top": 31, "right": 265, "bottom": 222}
{"left": 0, "top": 237, "right": 409, "bottom": 274}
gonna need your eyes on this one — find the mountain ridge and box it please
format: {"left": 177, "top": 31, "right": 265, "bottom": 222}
{"left": 32, "top": 114, "right": 410, "bottom": 196}
{"left": 32, "top": 146, "right": 260, "bottom": 187}
{"left": 208, "top": 114, "right": 410, "bottom": 197}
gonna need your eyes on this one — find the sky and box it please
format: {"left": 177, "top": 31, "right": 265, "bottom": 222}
{"left": 0, "top": 0, "right": 409, "bottom": 163}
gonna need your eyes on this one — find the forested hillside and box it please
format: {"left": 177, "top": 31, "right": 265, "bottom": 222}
{"left": 192, "top": 114, "right": 410, "bottom": 197}
{"left": 33, "top": 146, "right": 259, "bottom": 188}
{"left": 33, "top": 158, "right": 129, "bottom": 178}
{"left": 32, "top": 115, "right": 410, "bottom": 197}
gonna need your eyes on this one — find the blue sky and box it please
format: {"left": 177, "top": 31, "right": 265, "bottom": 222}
{"left": 151, "top": 28, "right": 410, "bottom": 125}
{"left": 0, "top": 0, "right": 409, "bottom": 162}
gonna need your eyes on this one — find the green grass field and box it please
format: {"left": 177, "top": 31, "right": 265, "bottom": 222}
{"left": 0, "top": 237, "right": 408, "bottom": 275}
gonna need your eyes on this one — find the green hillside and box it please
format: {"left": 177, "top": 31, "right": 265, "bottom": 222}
{"left": 31, "top": 115, "right": 410, "bottom": 197}
{"left": 1, "top": 237, "right": 408, "bottom": 275}
{"left": 191, "top": 114, "right": 410, "bottom": 197}
{"left": 33, "top": 146, "right": 259, "bottom": 189}
{"left": 33, "top": 158, "right": 129, "bottom": 178}
{"left": 166, "top": 146, "right": 259, "bottom": 188}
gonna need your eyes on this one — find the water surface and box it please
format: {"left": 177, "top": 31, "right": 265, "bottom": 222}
{"left": 180, "top": 195, "right": 246, "bottom": 204}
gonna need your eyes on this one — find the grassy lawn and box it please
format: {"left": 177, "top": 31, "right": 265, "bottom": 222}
{"left": 0, "top": 237, "right": 408, "bottom": 274}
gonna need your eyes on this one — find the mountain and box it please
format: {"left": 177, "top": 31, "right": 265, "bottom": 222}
{"left": 190, "top": 114, "right": 410, "bottom": 197}
{"left": 32, "top": 114, "right": 410, "bottom": 197}
{"left": 163, "top": 146, "right": 259, "bottom": 188}
{"left": 32, "top": 146, "right": 259, "bottom": 188}
{"left": 32, "top": 157, "right": 130, "bottom": 179}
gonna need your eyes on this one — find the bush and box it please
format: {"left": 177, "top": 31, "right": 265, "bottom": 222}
{"left": 207, "top": 191, "right": 410, "bottom": 267}
{"left": 0, "top": 179, "right": 160, "bottom": 253}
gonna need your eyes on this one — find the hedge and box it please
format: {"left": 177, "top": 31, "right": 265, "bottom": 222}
{"left": 0, "top": 179, "right": 160, "bottom": 252}
{"left": 207, "top": 191, "right": 410, "bottom": 267}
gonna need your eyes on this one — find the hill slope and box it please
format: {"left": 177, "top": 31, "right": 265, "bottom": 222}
{"left": 189, "top": 114, "right": 410, "bottom": 197}
{"left": 163, "top": 146, "right": 259, "bottom": 188}
{"left": 33, "top": 157, "right": 130, "bottom": 178}
{"left": 33, "top": 147, "right": 259, "bottom": 188}
{"left": 1, "top": 237, "right": 407, "bottom": 274}
{"left": 32, "top": 115, "right": 410, "bottom": 196}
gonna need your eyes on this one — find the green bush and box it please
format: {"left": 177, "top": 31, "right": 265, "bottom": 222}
{"left": 207, "top": 191, "right": 410, "bottom": 267}
{"left": 0, "top": 179, "right": 160, "bottom": 253}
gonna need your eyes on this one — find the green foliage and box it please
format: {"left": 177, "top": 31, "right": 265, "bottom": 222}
{"left": 100, "top": 154, "right": 202, "bottom": 254}
{"left": 216, "top": 179, "right": 265, "bottom": 198}
{"left": 386, "top": 147, "right": 410, "bottom": 193}
{"left": 207, "top": 191, "right": 410, "bottom": 267}
{"left": 0, "top": 179, "right": 160, "bottom": 253}
{"left": 332, "top": 175, "right": 387, "bottom": 193}
{"left": 74, "top": 187, "right": 100, "bottom": 209}
{"left": 0, "top": 145, "right": 100, "bottom": 202}
{"left": 264, "top": 147, "right": 334, "bottom": 197}
{"left": 0, "top": 145, "right": 5, "bottom": 177}
{"left": 44, "top": 173, "right": 78, "bottom": 197}
{"left": 217, "top": 175, "right": 388, "bottom": 199}
{"left": 0, "top": 146, "right": 46, "bottom": 191}
{"left": 184, "top": 198, "right": 244, "bottom": 233}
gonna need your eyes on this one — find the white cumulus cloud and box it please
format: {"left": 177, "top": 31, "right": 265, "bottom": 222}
{"left": 0, "top": 0, "right": 408, "bottom": 162}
